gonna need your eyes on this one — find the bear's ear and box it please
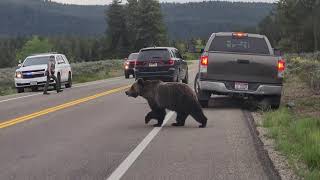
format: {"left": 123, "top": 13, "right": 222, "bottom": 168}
{"left": 137, "top": 78, "right": 144, "bottom": 87}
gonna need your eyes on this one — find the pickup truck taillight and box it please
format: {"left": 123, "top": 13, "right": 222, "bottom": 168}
{"left": 277, "top": 59, "right": 285, "bottom": 78}
{"left": 200, "top": 55, "right": 208, "bottom": 73}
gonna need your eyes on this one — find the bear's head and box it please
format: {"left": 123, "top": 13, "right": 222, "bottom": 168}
{"left": 125, "top": 78, "right": 144, "bottom": 98}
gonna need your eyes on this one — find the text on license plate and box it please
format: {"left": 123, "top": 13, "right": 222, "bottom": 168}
{"left": 30, "top": 81, "right": 37, "bottom": 86}
{"left": 149, "top": 63, "right": 157, "bottom": 67}
{"left": 235, "top": 82, "right": 248, "bottom": 91}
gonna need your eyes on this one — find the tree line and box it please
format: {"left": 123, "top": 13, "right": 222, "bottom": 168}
{"left": 258, "top": 0, "right": 320, "bottom": 52}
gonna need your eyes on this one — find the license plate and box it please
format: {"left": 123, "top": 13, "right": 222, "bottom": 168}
{"left": 149, "top": 63, "right": 157, "bottom": 67}
{"left": 30, "top": 81, "right": 37, "bottom": 86}
{"left": 235, "top": 82, "right": 248, "bottom": 91}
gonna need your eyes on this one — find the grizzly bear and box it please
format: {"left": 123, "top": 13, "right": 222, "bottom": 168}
{"left": 125, "top": 79, "right": 207, "bottom": 128}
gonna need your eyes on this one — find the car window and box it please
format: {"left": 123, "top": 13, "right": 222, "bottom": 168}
{"left": 209, "top": 36, "right": 270, "bottom": 55}
{"left": 23, "top": 56, "right": 50, "bottom": 67}
{"left": 62, "top": 55, "right": 69, "bottom": 64}
{"left": 57, "top": 55, "right": 65, "bottom": 64}
{"left": 170, "top": 50, "right": 176, "bottom": 58}
{"left": 128, "top": 53, "right": 139, "bottom": 60}
{"left": 137, "top": 49, "right": 170, "bottom": 61}
{"left": 174, "top": 50, "right": 183, "bottom": 59}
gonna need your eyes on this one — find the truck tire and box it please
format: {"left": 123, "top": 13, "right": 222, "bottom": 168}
{"left": 17, "top": 87, "right": 24, "bottom": 93}
{"left": 194, "top": 73, "right": 210, "bottom": 108}
{"left": 125, "top": 71, "right": 129, "bottom": 79}
{"left": 65, "top": 72, "right": 72, "bottom": 88}
{"left": 270, "top": 95, "right": 281, "bottom": 109}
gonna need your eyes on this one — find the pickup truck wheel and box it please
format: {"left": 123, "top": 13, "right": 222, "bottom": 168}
{"left": 270, "top": 95, "right": 281, "bottom": 109}
{"left": 31, "top": 86, "right": 38, "bottom": 92}
{"left": 182, "top": 70, "right": 189, "bottom": 84}
{"left": 125, "top": 71, "right": 129, "bottom": 79}
{"left": 65, "top": 72, "right": 72, "bottom": 88}
{"left": 17, "top": 87, "right": 24, "bottom": 93}
{"left": 194, "top": 73, "right": 210, "bottom": 108}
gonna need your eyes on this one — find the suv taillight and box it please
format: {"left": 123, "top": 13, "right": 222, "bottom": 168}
{"left": 277, "top": 59, "right": 285, "bottom": 78}
{"left": 168, "top": 59, "right": 174, "bottom": 65}
{"left": 200, "top": 55, "right": 208, "bottom": 73}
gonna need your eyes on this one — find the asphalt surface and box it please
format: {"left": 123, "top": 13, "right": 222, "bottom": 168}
{"left": 0, "top": 64, "right": 278, "bottom": 180}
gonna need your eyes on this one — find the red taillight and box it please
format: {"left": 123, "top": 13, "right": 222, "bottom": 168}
{"left": 278, "top": 59, "right": 285, "bottom": 72}
{"left": 168, "top": 59, "right": 174, "bottom": 65}
{"left": 200, "top": 56, "right": 208, "bottom": 66}
{"left": 135, "top": 61, "right": 143, "bottom": 66}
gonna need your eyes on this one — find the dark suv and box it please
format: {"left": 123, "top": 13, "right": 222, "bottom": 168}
{"left": 135, "top": 47, "right": 188, "bottom": 83}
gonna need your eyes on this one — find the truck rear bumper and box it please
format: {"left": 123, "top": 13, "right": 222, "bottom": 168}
{"left": 200, "top": 81, "right": 282, "bottom": 95}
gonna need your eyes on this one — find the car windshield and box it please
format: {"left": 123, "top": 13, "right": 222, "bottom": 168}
{"left": 137, "top": 49, "right": 170, "bottom": 61}
{"left": 23, "top": 56, "right": 51, "bottom": 67}
{"left": 209, "top": 36, "right": 270, "bottom": 55}
{"left": 128, "top": 53, "right": 139, "bottom": 60}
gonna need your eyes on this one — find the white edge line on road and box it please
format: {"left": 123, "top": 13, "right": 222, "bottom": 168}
{"left": 0, "top": 77, "right": 127, "bottom": 103}
{"left": 106, "top": 111, "right": 175, "bottom": 180}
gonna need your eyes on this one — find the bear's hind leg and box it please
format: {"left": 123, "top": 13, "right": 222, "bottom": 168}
{"left": 153, "top": 108, "right": 166, "bottom": 127}
{"left": 172, "top": 112, "right": 188, "bottom": 127}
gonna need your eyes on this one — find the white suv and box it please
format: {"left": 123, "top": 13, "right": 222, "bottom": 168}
{"left": 14, "top": 53, "right": 72, "bottom": 93}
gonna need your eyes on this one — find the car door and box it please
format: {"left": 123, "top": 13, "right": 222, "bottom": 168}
{"left": 62, "top": 55, "right": 72, "bottom": 79}
{"left": 56, "top": 55, "right": 67, "bottom": 82}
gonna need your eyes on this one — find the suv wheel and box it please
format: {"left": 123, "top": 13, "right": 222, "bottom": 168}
{"left": 65, "top": 72, "right": 72, "bottom": 88}
{"left": 182, "top": 70, "right": 189, "bottom": 84}
{"left": 17, "top": 87, "right": 24, "bottom": 93}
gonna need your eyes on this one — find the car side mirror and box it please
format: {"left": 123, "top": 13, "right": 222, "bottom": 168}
{"left": 274, "top": 48, "right": 282, "bottom": 56}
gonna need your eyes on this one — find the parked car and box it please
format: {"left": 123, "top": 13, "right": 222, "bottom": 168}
{"left": 195, "top": 32, "right": 285, "bottom": 108}
{"left": 14, "top": 53, "right": 72, "bottom": 93}
{"left": 124, "top": 52, "right": 139, "bottom": 79}
{"left": 135, "top": 47, "right": 188, "bottom": 83}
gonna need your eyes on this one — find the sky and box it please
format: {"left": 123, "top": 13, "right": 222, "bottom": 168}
{"left": 51, "top": 0, "right": 275, "bottom": 5}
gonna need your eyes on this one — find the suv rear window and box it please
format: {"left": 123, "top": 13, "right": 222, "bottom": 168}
{"left": 209, "top": 36, "right": 270, "bottom": 55}
{"left": 137, "top": 49, "right": 170, "bottom": 61}
{"left": 128, "top": 53, "right": 139, "bottom": 60}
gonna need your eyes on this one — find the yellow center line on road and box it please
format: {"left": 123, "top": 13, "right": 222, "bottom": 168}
{"left": 0, "top": 85, "right": 131, "bottom": 129}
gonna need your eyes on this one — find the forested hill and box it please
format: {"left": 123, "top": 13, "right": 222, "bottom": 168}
{"left": 0, "top": 0, "right": 274, "bottom": 39}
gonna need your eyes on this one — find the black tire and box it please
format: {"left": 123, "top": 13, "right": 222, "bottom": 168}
{"left": 194, "top": 73, "right": 210, "bottom": 108}
{"left": 125, "top": 71, "right": 129, "bottom": 79}
{"left": 65, "top": 72, "right": 72, "bottom": 88}
{"left": 17, "top": 87, "right": 24, "bottom": 93}
{"left": 31, "top": 86, "right": 38, "bottom": 92}
{"left": 270, "top": 95, "right": 281, "bottom": 109}
{"left": 182, "top": 70, "right": 189, "bottom": 84}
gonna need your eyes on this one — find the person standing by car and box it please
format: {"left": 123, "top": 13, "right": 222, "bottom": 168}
{"left": 43, "top": 55, "right": 62, "bottom": 95}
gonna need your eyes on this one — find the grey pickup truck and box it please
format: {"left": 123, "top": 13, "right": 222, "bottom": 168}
{"left": 195, "top": 32, "right": 285, "bottom": 108}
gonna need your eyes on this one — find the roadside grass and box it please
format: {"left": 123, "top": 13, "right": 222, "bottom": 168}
{"left": 263, "top": 108, "right": 320, "bottom": 180}
{"left": 261, "top": 53, "right": 320, "bottom": 180}
{"left": 0, "top": 60, "right": 124, "bottom": 96}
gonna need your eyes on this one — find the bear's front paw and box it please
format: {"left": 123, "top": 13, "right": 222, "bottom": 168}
{"left": 145, "top": 116, "right": 151, "bottom": 124}
{"left": 153, "top": 123, "right": 162, "bottom": 127}
{"left": 171, "top": 123, "right": 184, "bottom": 127}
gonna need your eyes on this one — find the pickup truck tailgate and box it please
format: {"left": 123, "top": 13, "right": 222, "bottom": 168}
{"left": 207, "top": 52, "right": 281, "bottom": 84}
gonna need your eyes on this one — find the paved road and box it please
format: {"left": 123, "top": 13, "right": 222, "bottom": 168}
{"left": 0, "top": 64, "right": 278, "bottom": 180}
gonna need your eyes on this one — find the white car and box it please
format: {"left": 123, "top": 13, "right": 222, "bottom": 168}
{"left": 14, "top": 53, "right": 72, "bottom": 93}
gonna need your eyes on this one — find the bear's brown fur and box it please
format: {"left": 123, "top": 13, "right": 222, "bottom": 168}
{"left": 125, "top": 79, "right": 207, "bottom": 128}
